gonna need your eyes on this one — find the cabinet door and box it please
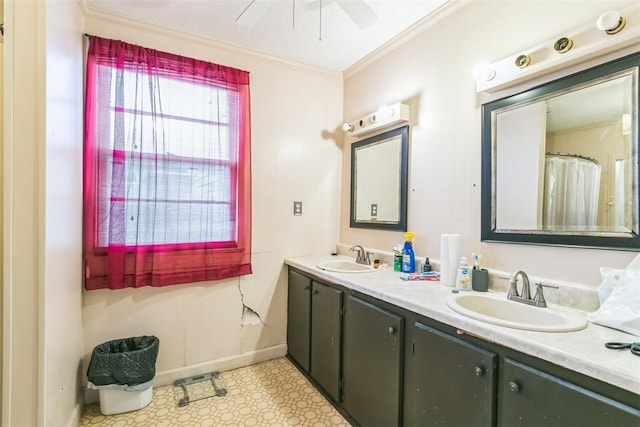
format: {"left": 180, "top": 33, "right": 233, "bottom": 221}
{"left": 287, "top": 269, "right": 311, "bottom": 371}
{"left": 342, "top": 295, "right": 403, "bottom": 427}
{"left": 499, "top": 358, "right": 640, "bottom": 426}
{"left": 310, "top": 281, "right": 342, "bottom": 402}
{"left": 403, "top": 322, "right": 497, "bottom": 427}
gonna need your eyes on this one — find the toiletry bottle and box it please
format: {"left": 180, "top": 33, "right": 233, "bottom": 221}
{"left": 422, "top": 257, "right": 432, "bottom": 273}
{"left": 393, "top": 246, "right": 402, "bottom": 272}
{"left": 456, "top": 257, "right": 471, "bottom": 291}
{"left": 401, "top": 232, "right": 416, "bottom": 273}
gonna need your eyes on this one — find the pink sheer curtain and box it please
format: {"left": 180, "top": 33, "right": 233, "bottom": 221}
{"left": 84, "top": 36, "right": 252, "bottom": 290}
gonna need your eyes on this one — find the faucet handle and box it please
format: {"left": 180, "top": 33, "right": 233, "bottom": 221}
{"left": 533, "top": 282, "right": 559, "bottom": 307}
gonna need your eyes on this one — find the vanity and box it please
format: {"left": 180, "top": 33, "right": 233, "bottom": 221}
{"left": 285, "top": 255, "right": 640, "bottom": 427}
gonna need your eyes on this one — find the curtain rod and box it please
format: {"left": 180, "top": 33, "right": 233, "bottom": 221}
{"left": 545, "top": 152, "right": 599, "bottom": 165}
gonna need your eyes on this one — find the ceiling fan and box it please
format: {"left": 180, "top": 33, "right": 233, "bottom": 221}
{"left": 235, "top": 0, "right": 378, "bottom": 30}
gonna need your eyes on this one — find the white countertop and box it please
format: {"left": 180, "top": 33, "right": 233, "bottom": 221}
{"left": 286, "top": 255, "right": 640, "bottom": 395}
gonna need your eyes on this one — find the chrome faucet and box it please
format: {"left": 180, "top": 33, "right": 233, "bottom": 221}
{"left": 350, "top": 245, "right": 371, "bottom": 265}
{"left": 507, "top": 270, "right": 558, "bottom": 308}
{"left": 508, "top": 270, "right": 531, "bottom": 301}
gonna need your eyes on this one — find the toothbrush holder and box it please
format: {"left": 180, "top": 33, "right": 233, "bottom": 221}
{"left": 472, "top": 269, "right": 489, "bottom": 292}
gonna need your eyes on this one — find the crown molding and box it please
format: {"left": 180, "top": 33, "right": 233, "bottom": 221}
{"left": 82, "top": 8, "right": 343, "bottom": 78}
{"left": 343, "top": 0, "right": 472, "bottom": 79}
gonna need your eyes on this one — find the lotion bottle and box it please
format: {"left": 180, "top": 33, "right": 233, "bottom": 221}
{"left": 456, "top": 257, "right": 471, "bottom": 291}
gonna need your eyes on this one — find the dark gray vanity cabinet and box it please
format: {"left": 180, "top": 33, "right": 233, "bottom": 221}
{"left": 287, "top": 269, "right": 311, "bottom": 371}
{"left": 287, "top": 267, "right": 640, "bottom": 427}
{"left": 499, "top": 358, "right": 640, "bottom": 426}
{"left": 287, "top": 269, "right": 342, "bottom": 402}
{"left": 404, "top": 321, "right": 497, "bottom": 427}
{"left": 310, "top": 281, "right": 342, "bottom": 402}
{"left": 342, "top": 294, "right": 404, "bottom": 427}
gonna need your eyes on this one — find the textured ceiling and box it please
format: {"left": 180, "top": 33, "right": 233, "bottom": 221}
{"left": 85, "top": 0, "right": 452, "bottom": 72}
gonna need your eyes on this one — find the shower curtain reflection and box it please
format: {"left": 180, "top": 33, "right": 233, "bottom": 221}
{"left": 543, "top": 156, "right": 601, "bottom": 230}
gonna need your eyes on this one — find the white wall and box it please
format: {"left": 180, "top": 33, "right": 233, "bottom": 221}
{"left": 82, "top": 12, "right": 343, "bottom": 397}
{"left": 341, "top": 0, "right": 639, "bottom": 287}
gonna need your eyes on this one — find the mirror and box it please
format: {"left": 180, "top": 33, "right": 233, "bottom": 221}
{"left": 350, "top": 125, "right": 409, "bottom": 230}
{"left": 481, "top": 52, "right": 639, "bottom": 250}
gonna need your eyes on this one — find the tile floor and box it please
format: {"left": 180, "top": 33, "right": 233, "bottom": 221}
{"left": 80, "top": 357, "right": 352, "bottom": 426}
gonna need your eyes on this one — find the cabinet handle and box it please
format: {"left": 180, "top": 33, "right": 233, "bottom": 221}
{"left": 509, "top": 381, "right": 520, "bottom": 393}
{"left": 388, "top": 326, "right": 395, "bottom": 334}
{"left": 304, "top": 286, "right": 310, "bottom": 290}
{"left": 313, "top": 290, "right": 319, "bottom": 295}
{"left": 474, "top": 366, "right": 484, "bottom": 377}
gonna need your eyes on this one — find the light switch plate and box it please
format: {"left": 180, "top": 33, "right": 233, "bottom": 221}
{"left": 293, "top": 201, "right": 302, "bottom": 216}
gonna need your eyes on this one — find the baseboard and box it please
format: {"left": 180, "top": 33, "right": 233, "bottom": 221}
{"left": 83, "top": 344, "right": 287, "bottom": 404}
{"left": 154, "top": 344, "right": 287, "bottom": 386}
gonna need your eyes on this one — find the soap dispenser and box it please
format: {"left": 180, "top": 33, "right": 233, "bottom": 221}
{"left": 456, "top": 257, "right": 471, "bottom": 291}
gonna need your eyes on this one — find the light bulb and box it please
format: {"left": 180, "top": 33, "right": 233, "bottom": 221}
{"left": 372, "top": 105, "right": 395, "bottom": 123}
{"left": 472, "top": 62, "right": 496, "bottom": 82}
{"left": 341, "top": 122, "right": 354, "bottom": 132}
{"left": 597, "top": 10, "right": 625, "bottom": 34}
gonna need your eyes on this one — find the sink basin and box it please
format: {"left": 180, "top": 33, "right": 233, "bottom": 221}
{"left": 446, "top": 292, "right": 587, "bottom": 332}
{"left": 316, "top": 260, "right": 376, "bottom": 273}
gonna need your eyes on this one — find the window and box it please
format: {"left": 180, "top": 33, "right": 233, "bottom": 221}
{"left": 83, "top": 37, "right": 252, "bottom": 290}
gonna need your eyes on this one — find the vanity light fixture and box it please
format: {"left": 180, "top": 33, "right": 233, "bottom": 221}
{"left": 475, "top": 2, "right": 639, "bottom": 93}
{"left": 553, "top": 37, "right": 573, "bottom": 54}
{"left": 342, "top": 102, "right": 410, "bottom": 137}
{"left": 597, "top": 10, "right": 626, "bottom": 35}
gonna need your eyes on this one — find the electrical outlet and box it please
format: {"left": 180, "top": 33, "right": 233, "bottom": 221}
{"left": 371, "top": 203, "right": 378, "bottom": 217}
{"left": 293, "top": 201, "right": 302, "bottom": 216}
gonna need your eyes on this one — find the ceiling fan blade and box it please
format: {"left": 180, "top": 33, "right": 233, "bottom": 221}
{"left": 336, "top": 0, "right": 377, "bottom": 29}
{"left": 235, "top": 0, "right": 272, "bottom": 27}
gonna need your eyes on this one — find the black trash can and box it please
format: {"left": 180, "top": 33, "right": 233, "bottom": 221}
{"left": 87, "top": 336, "right": 160, "bottom": 415}
{"left": 87, "top": 335, "right": 160, "bottom": 386}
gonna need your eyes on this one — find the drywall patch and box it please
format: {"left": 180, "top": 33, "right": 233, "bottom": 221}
{"left": 238, "top": 282, "right": 267, "bottom": 327}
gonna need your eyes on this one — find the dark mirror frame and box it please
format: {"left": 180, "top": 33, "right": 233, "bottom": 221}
{"left": 350, "top": 125, "right": 409, "bottom": 231}
{"left": 481, "top": 52, "right": 640, "bottom": 250}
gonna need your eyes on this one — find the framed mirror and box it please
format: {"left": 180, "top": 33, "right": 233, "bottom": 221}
{"left": 481, "top": 52, "right": 639, "bottom": 250}
{"left": 350, "top": 125, "right": 409, "bottom": 230}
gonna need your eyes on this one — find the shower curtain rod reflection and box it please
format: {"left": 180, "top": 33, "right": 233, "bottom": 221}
{"left": 545, "top": 152, "right": 599, "bottom": 164}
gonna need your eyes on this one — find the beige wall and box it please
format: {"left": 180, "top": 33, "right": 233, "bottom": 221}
{"left": 3, "top": 1, "right": 43, "bottom": 425}
{"left": 0, "top": 2, "right": 3, "bottom": 422}
{"left": 341, "top": 0, "right": 639, "bottom": 287}
{"left": 82, "top": 12, "right": 343, "bottom": 397}
{"left": 3, "top": 0, "right": 85, "bottom": 426}
{"left": 43, "top": 1, "right": 85, "bottom": 425}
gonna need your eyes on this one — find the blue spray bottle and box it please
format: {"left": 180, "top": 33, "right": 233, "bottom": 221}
{"left": 401, "top": 232, "right": 416, "bottom": 273}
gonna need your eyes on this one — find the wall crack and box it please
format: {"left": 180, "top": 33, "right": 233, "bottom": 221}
{"left": 238, "top": 282, "right": 268, "bottom": 328}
